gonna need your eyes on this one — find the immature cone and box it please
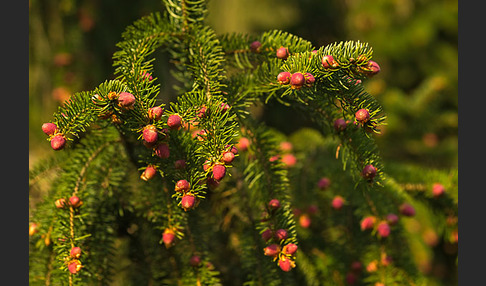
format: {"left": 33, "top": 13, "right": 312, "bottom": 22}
{"left": 361, "top": 60, "right": 381, "bottom": 77}
{"left": 331, "top": 196, "right": 345, "bottom": 210}
{"left": 29, "top": 223, "right": 39, "bottom": 236}
{"left": 175, "top": 179, "right": 191, "bottom": 193}
{"left": 361, "top": 164, "right": 377, "bottom": 180}
{"left": 283, "top": 243, "right": 298, "bottom": 255}
{"left": 386, "top": 213, "right": 399, "bottom": 225}
{"left": 68, "top": 260, "right": 82, "bottom": 274}
{"left": 261, "top": 229, "right": 273, "bottom": 242}
{"left": 277, "top": 71, "right": 291, "bottom": 85}
{"left": 299, "top": 214, "right": 311, "bottom": 228}
{"left": 274, "top": 229, "right": 288, "bottom": 241}
{"left": 148, "top": 106, "right": 163, "bottom": 120}
{"left": 432, "top": 183, "right": 445, "bottom": 197}
{"left": 70, "top": 247, "right": 82, "bottom": 259}
{"left": 69, "top": 196, "right": 83, "bottom": 208}
{"left": 322, "top": 55, "right": 338, "bottom": 69}
{"left": 181, "top": 194, "right": 196, "bottom": 211}
{"left": 190, "top": 255, "right": 201, "bottom": 267}
{"left": 276, "top": 46, "right": 289, "bottom": 60}
{"left": 263, "top": 244, "right": 281, "bottom": 257}
{"left": 212, "top": 164, "right": 226, "bottom": 181}
{"left": 174, "top": 159, "right": 186, "bottom": 169}
{"left": 317, "top": 177, "right": 331, "bottom": 190}
{"left": 355, "top": 108, "right": 370, "bottom": 124}
{"left": 42, "top": 123, "right": 58, "bottom": 136}
{"left": 117, "top": 92, "right": 135, "bottom": 108}
{"left": 167, "top": 114, "right": 182, "bottom": 130}
{"left": 141, "top": 165, "right": 157, "bottom": 181}
{"left": 162, "top": 229, "right": 176, "bottom": 248}
{"left": 50, "top": 134, "right": 66, "bottom": 150}
{"left": 290, "top": 72, "right": 306, "bottom": 89}
{"left": 333, "top": 118, "right": 347, "bottom": 132}
{"left": 154, "top": 143, "right": 170, "bottom": 159}
{"left": 399, "top": 203, "right": 416, "bottom": 217}
{"left": 281, "top": 154, "right": 297, "bottom": 167}
{"left": 278, "top": 256, "right": 294, "bottom": 272}
{"left": 250, "top": 41, "right": 261, "bottom": 53}
{"left": 222, "top": 151, "right": 235, "bottom": 164}
{"left": 197, "top": 105, "right": 207, "bottom": 118}
{"left": 360, "top": 216, "right": 376, "bottom": 231}
{"left": 55, "top": 198, "right": 67, "bottom": 209}
{"left": 236, "top": 137, "right": 250, "bottom": 151}
{"left": 143, "top": 125, "right": 158, "bottom": 144}
{"left": 268, "top": 199, "right": 281, "bottom": 210}
{"left": 305, "top": 73, "right": 315, "bottom": 86}
{"left": 377, "top": 221, "right": 391, "bottom": 238}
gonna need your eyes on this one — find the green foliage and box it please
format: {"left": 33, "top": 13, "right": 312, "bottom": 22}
{"left": 29, "top": 0, "right": 457, "bottom": 285}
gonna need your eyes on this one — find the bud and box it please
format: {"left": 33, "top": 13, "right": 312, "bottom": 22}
{"left": 190, "top": 255, "right": 201, "bottom": 267}
{"left": 278, "top": 256, "right": 294, "bottom": 272}
{"left": 386, "top": 213, "right": 399, "bottom": 226}
{"left": 181, "top": 194, "right": 196, "bottom": 211}
{"left": 290, "top": 72, "right": 306, "bottom": 89}
{"left": 212, "top": 164, "right": 226, "bottom": 181}
{"left": 376, "top": 221, "right": 391, "bottom": 238}
{"left": 250, "top": 41, "right": 262, "bottom": 53}
{"left": 283, "top": 243, "right": 298, "bottom": 255}
{"left": 42, "top": 123, "right": 58, "bottom": 136}
{"left": 142, "top": 125, "right": 158, "bottom": 143}
{"left": 167, "top": 114, "right": 182, "bottom": 130}
{"left": 432, "top": 183, "right": 445, "bottom": 197}
{"left": 274, "top": 229, "right": 288, "bottom": 241}
{"left": 70, "top": 247, "right": 82, "bottom": 259}
{"left": 361, "top": 60, "right": 381, "bottom": 77}
{"left": 141, "top": 165, "right": 157, "bottom": 181}
{"left": 305, "top": 73, "right": 315, "bottom": 86}
{"left": 55, "top": 198, "right": 67, "bottom": 209}
{"left": 299, "top": 214, "right": 311, "bottom": 228}
{"left": 29, "top": 223, "right": 39, "bottom": 236}
{"left": 360, "top": 216, "right": 376, "bottom": 231}
{"left": 321, "top": 55, "right": 338, "bottom": 69}
{"left": 399, "top": 203, "right": 415, "bottom": 217}
{"left": 222, "top": 151, "right": 235, "bottom": 164}
{"left": 277, "top": 71, "right": 291, "bottom": 85}
{"left": 331, "top": 196, "right": 345, "bottom": 210}
{"left": 276, "top": 46, "right": 289, "bottom": 60}
{"left": 268, "top": 199, "right": 281, "bottom": 210}
{"left": 261, "top": 229, "right": 273, "bottom": 242}
{"left": 236, "top": 137, "right": 250, "bottom": 151}
{"left": 117, "top": 92, "right": 135, "bottom": 108}
{"left": 263, "top": 244, "right": 281, "bottom": 257}
{"left": 333, "top": 118, "right": 347, "bottom": 132}
{"left": 355, "top": 108, "right": 370, "bottom": 124}
{"left": 197, "top": 105, "right": 207, "bottom": 118}
{"left": 69, "top": 195, "right": 83, "bottom": 208}
{"left": 317, "top": 177, "right": 331, "bottom": 190}
{"left": 154, "top": 143, "right": 170, "bottom": 159}
{"left": 50, "top": 134, "right": 66, "bottom": 150}
{"left": 281, "top": 154, "right": 297, "bottom": 167}
{"left": 68, "top": 260, "right": 82, "bottom": 274}
{"left": 148, "top": 106, "right": 164, "bottom": 120}
{"left": 361, "top": 164, "right": 377, "bottom": 180}
{"left": 162, "top": 229, "right": 176, "bottom": 248}
{"left": 175, "top": 179, "right": 191, "bottom": 193}
{"left": 174, "top": 159, "right": 186, "bottom": 169}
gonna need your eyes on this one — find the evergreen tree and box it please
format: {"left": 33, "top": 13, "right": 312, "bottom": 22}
{"left": 29, "top": 1, "right": 458, "bottom": 285}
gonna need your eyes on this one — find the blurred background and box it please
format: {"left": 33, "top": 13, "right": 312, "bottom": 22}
{"left": 29, "top": 0, "right": 458, "bottom": 283}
